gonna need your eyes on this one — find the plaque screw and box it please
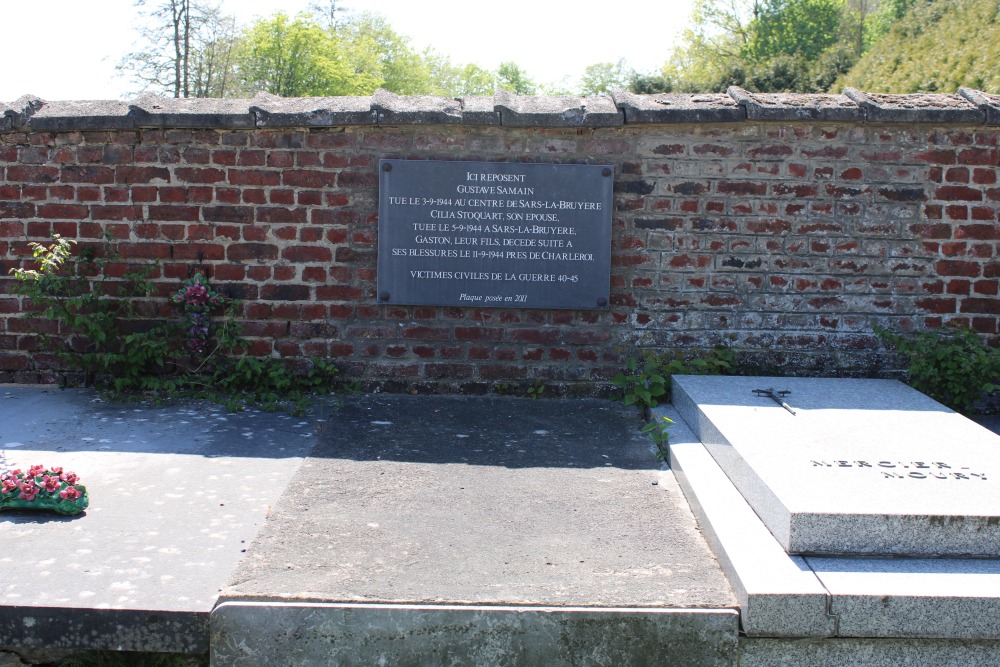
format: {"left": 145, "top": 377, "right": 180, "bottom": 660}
{"left": 379, "top": 292, "right": 390, "bottom": 301}
{"left": 602, "top": 168, "right": 612, "bottom": 177}
{"left": 597, "top": 297, "right": 608, "bottom": 307}
{"left": 382, "top": 163, "right": 392, "bottom": 172}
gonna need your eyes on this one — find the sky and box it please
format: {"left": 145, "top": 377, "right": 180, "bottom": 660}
{"left": 0, "top": 0, "right": 695, "bottom": 102}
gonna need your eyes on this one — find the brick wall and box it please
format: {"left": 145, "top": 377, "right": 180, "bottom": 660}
{"left": 0, "top": 89, "right": 998, "bottom": 392}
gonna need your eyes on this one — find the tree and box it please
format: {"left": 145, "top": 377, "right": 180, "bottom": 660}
{"left": 423, "top": 51, "right": 496, "bottom": 97}
{"left": 496, "top": 62, "right": 536, "bottom": 95}
{"left": 630, "top": 73, "right": 673, "bottom": 94}
{"left": 308, "top": 0, "right": 348, "bottom": 30}
{"left": 189, "top": 5, "right": 238, "bottom": 97}
{"left": 580, "top": 60, "right": 636, "bottom": 95}
{"left": 650, "top": 0, "right": 910, "bottom": 93}
{"left": 657, "top": 0, "right": 761, "bottom": 92}
{"left": 234, "top": 12, "right": 361, "bottom": 97}
{"left": 339, "top": 12, "right": 431, "bottom": 94}
{"left": 744, "top": 0, "right": 845, "bottom": 63}
{"left": 836, "top": 0, "right": 1000, "bottom": 93}
{"left": 118, "top": 0, "right": 237, "bottom": 98}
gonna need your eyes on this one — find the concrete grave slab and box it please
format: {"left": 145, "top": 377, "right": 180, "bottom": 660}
{"left": 0, "top": 386, "right": 313, "bottom": 653}
{"left": 220, "top": 394, "right": 736, "bottom": 610}
{"left": 672, "top": 375, "right": 1000, "bottom": 557}
{"left": 211, "top": 602, "right": 739, "bottom": 666}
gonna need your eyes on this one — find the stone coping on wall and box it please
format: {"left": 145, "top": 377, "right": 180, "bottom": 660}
{"left": 3, "top": 87, "right": 1000, "bottom": 132}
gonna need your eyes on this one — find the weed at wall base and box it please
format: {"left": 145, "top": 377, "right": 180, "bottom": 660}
{"left": 875, "top": 324, "right": 1000, "bottom": 415}
{"left": 9, "top": 234, "right": 347, "bottom": 412}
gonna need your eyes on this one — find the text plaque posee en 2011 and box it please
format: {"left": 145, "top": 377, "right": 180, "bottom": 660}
{"left": 377, "top": 159, "right": 613, "bottom": 310}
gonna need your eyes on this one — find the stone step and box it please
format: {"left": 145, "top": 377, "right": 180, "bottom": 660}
{"left": 671, "top": 375, "right": 1000, "bottom": 557}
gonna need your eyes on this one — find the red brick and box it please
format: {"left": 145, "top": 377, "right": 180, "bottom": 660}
{"left": 257, "top": 207, "right": 307, "bottom": 224}
{"left": 90, "top": 205, "right": 140, "bottom": 221}
{"left": 261, "top": 285, "right": 310, "bottom": 301}
{"left": 297, "top": 191, "right": 323, "bottom": 206}
{"left": 60, "top": 165, "right": 115, "bottom": 184}
{"left": 228, "top": 170, "right": 280, "bottom": 186}
{"left": 958, "top": 148, "right": 998, "bottom": 165}
{"left": 974, "top": 280, "right": 999, "bottom": 296}
{"left": 204, "top": 206, "right": 253, "bottom": 224}
{"left": 717, "top": 182, "right": 767, "bottom": 196}
{"left": 960, "top": 298, "right": 1000, "bottom": 315}
{"left": 400, "top": 326, "right": 451, "bottom": 341}
{"left": 175, "top": 167, "right": 225, "bottom": 183}
{"left": 7, "top": 166, "right": 59, "bottom": 183}
{"left": 936, "top": 260, "right": 982, "bottom": 277}
{"left": 211, "top": 149, "right": 238, "bottom": 166}
{"left": 283, "top": 170, "right": 336, "bottom": 188}
{"left": 914, "top": 149, "right": 956, "bottom": 164}
{"left": 227, "top": 243, "right": 279, "bottom": 262}
{"left": 955, "top": 224, "right": 1000, "bottom": 240}
{"left": 0, "top": 202, "right": 36, "bottom": 218}
{"left": 116, "top": 166, "right": 170, "bottom": 184}
{"left": 338, "top": 171, "right": 378, "bottom": 188}
{"left": 972, "top": 169, "right": 997, "bottom": 185}
{"left": 148, "top": 206, "right": 199, "bottom": 221}
{"left": 509, "top": 329, "right": 558, "bottom": 344}
{"left": 935, "top": 186, "right": 983, "bottom": 201}
{"left": 269, "top": 189, "right": 295, "bottom": 205}
{"left": 173, "top": 243, "right": 224, "bottom": 261}
{"left": 282, "top": 246, "right": 333, "bottom": 263}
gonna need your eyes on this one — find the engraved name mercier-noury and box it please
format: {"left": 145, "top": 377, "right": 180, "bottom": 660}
{"left": 377, "top": 159, "right": 614, "bottom": 310}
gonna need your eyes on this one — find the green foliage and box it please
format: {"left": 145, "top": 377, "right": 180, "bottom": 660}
{"left": 202, "top": 356, "right": 342, "bottom": 414}
{"left": 612, "top": 347, "right": 737, "bottom": 411}
{"left": 10, "top": 235, "right": 347, "bottom": 413}
{"left": 422, "top": 50, "right": 498, "bottom": 97}
{"left": 236, "top": 12, "right": 368, "bottom": 97}
{"left": 745, "top": 0, "right": 845, "bottom": 62}
{"left": 123, "top": 3, "right": 642, "bottom": 98}
{"left": 642, "top": 415, "right": 674, "bottom": 462}
{"left": 579, "top": 59, "right": 636, "bottom": 95}
{"left": 837, "top": 0, "right": 1000, "bottom": 93}
{"left": 649, "top": 0, "right": 913, "bottom": 93}
{"left": 496, "top": 61, "right": 537, "bottom": 95}
{"left": 526, "top": 380, "right": 545, "bottom": 400}
{"left": 339, "top": 12, "right": 431, "bottom": 94}
{"left": 876, "top": 325, "right": 1000, "bottom": 414}
{"left": 10, "top": 233, "right": 166, "bottom": 387}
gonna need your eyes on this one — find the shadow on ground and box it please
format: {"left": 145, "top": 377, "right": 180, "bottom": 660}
{"left": 311, "top": 393, "right": 651, "bottom": 469}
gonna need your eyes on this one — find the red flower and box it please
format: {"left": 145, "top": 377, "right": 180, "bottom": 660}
{"left": 60, "top": 472, "right": 79, "bottom": 485}
{"left": 42, "top": 475, "right": 61, "bottom": 492}
{"left": 60, "top": 487, "right": 81, "bottom": 500}
{"left": 1, "top": 479, "right": 16, "bottom": 494}
{"left": 50, "top": 466, "right": 63, "bottom": 475}
{"left": 28, "top": 464, "right": 45, "bottom": 477}
{"left": 19, "top": 480, "right": 39, "bottom": 501}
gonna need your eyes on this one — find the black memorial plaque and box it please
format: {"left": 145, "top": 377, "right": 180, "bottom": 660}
{"left": 377, "top": 159, "right": 613, "bottom": 310}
